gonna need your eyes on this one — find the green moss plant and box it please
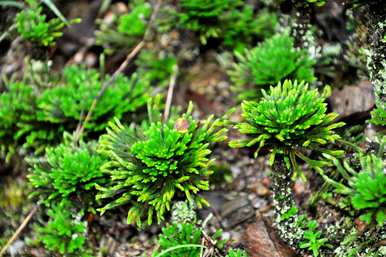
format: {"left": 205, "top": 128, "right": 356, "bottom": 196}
{"left": 28, "top": 133, "right": 105, "bottom": 211}
{"left": 96, "top": 102, "right": 228, "bottom": 227}
{"left": 228, "top": 34, "right": 316, "bottom": 100}
{"left": 0, "top": 64, "right": 150, "bottom": 155}
{"left": 229, "top": 79, "right": 344, "bottom": 249}
{"left": 322, "top": 152, "right": 386, "bottom": 226}
{"left": 0, "top": 82, "right": 36, "bottom": 161}
{"left": 230, "top": 80, "right": 344, "bottom": 171}
{"left": 151, "top": 222, "right": 247, "bottom": 257}
{"left": 15, "top": 0, "right": 79, "bottom": 46}
{"left": 152, "top": 223, "right": 202, "bottom": 257}
{"left": 352, "top": 155, "right": 386, "bottom": 225}
{"left": 36, "top": 65, "right": 149, "bottom": 134}
{"left": 222, "top": 7, "right": 278, "bottom": 51}
{"left": 95, "top": 0, "right": 151, "bottom": 54}
{"left": 299, "top": 220, "right": 330, "bottom": 257}
{"left": 34, "top": 200, "right": 93, "bottom": 257}
{"left": 176, "top": 0, "right": 241, "bottom": 44}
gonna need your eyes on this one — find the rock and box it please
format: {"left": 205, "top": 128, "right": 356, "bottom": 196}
{"left": 293, "top": 180, "right": 306, "bottom": 198}
{"left": 220, "top": 195, "right": 254, "bottom": 228}
{"left": 249, "top": 196, "right": 268, "bottom": 209}
{"left": 329, "top": 80, "right": 375, "bottom": 119}
{"left": 261, "top": 177, "right": 271, "bottom": 187}
{"left": 9, "top": 240, "right": 25, "bottom": 257}
{"left": 243, "top": 217, "right": 298, "bottom": 257}
{"left": 354, "top": 218, "right": 367, "bottom": 233}
{"left": 250, "top": 180, "right": 270, "bottom": 197}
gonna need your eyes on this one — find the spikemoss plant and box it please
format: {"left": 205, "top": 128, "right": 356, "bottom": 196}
{"left": 222, "top": 7, "right": 278, "bottom": 50}
{"left": 299, "top": 220, "right": 330, "bottom": 257}
{"left": 28, "top": 134, "right": 105, "bottom": 210}
{"left": 34, "top": 200, "right": 92, "bottom": 257}
{"left": 117, "top": 1, "right": 151, "bottom": 37}
{"left": 0, "top": 82, "right": 36, "bottom": 161}
{"left": 15, "top": 0, "right": 79, "bottom": 46}
{"left": 95, "top": 0, "right": 151, "bottom": 54}
{"left": 151, "top": 222, "right": 248, "bottom": 257}
{"left": 176, "top": 0, "right": 242, "bottom": 44}
{"left": 230, "top": 79, "right": 344, "bottom": 249}
{"left": 352, "top": 155, "right": 386, "bottom": 225}
{"left": 152, "top": 223, "right": 202, "bottom": 257}
{"left": 175, "top": 0, "right": 276, "bottom": 47}
{"left": 230, "top": 80, "right": 344, "bottom": 171}
{"left": 322, "top": 152, "right": 386, "bottom": 226}
{"left": 229, "top": 34, "right": 316, "bottom": 100}
{"left": 96, "top": 102, "right": 228, "bottom": 227}
{"left": 36, "top": 65, "right": 150, "bottom": 133}
{"left": 0, "top": 64, "right": 150, "bottom": 155}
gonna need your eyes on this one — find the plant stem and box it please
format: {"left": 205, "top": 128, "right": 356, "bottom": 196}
{"left": 271, "top": 157, "right": 303, "bottom": 249}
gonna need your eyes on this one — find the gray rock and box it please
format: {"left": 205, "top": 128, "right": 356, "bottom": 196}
{"left": 329, "top": 80, "right": 375, "bottom": 119}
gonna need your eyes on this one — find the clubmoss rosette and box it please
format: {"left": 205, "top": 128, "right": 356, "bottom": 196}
{"left": 96, "top": 103, "right": 228, "bottom": 227}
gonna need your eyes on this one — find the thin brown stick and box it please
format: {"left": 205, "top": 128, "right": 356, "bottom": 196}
{"left": 73, "top": 41, "right": 145, "bottom": 141}
{"left": 163, "top": 64, "right": 178, "bottom": 122}
{"left": 73, "top": 0, "right": 162, "bottom": 142}
{"left": 0, "top": 205, "right": 38, "bottom": 257}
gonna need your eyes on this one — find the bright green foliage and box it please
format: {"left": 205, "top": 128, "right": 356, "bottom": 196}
{"left": 118, "top": 1, "right": 151, "bottom": 36}
{"left": 280, "top": 206, "right": 299, "bottom": 222}
{"left": 28, "top": 135, "right": 105, "bottom": 209}
{"left": 222, "top": 7, "right": 278, "bottom": 51}
{"left": 321, "top": 138, "right": 386, "bottom": 226}
{"left": 95, "top": 0, "right": 151, "bottom": 54}
{"left": 96, "top": 102, "right": 228, "bottom": 227}
{"left": 173, "top": 1, "right": 274, "bottom": 47}
{"left": 226, "top": 248, "right": 249, "bottom": 257}
{"left": 230, "top": 80, "right": 344, "bottom": 170}
{"left": 351, "top": 155, "right": 386, "bottom": 226}
{"left": 0, "top": 65, "right": 150, "bottom": 155}
{"left": 152, "top": 223, "right": 202, "bottom": 257}
{"left": 248, "top": 10, "right": 278, "bottom": 41}
{"left": 135, "top": 50, "right": 177, "bottom": 87}
{"left": 0, "top": 82, "right": 36, "bottom": 161}
{"left": 299, "top": 220, "right": 329, "bottom": 257}
{"left": 35, "top": 201, "right": 92, "bottom": 257}
{"left": 371, "top": 107, "right": 386, "bottom": 126}
{"left": 151, "top": 222, "right": 235, "bottom": 257}
{"left": 36, "top": 65, "right": 149, "bottom": 133}
{"left": 15, "top": 0, "right": 78, "bottom": 46}
{"left": 229, "top": 34, "right": 316, "bottom": 100}
{"left": 176, "top": 0, "right": 242, "bottom": 44}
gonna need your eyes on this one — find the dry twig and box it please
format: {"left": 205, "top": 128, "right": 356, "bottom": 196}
{"left": 0, "top": 205, "right": 38, "bottom": 257}
{"left": 73, "top": 0, "right": 162, "bottom": 142}
{"left": 163, "top": 64, "right": 178, "bottom": 121}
